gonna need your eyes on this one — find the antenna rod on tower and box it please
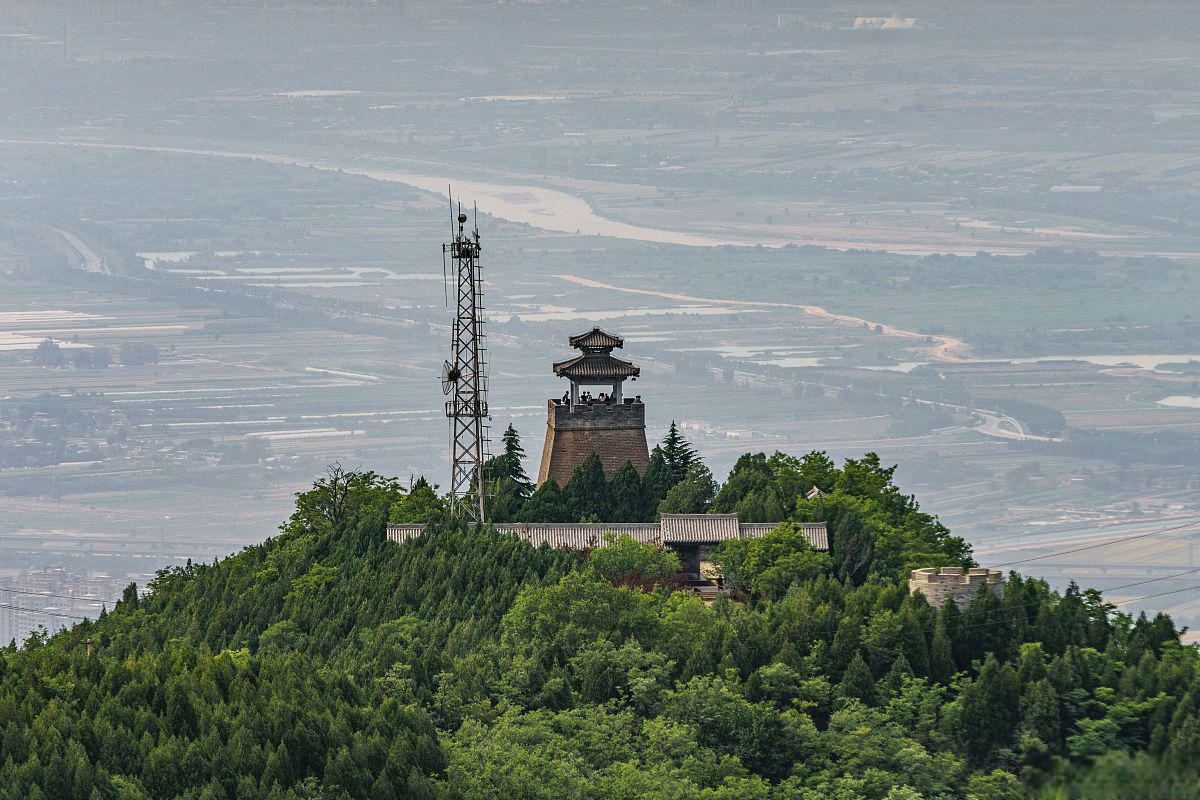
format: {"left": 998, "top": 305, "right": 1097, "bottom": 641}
{"left": 440, "top": 191, "right": 489, "bottom": 522}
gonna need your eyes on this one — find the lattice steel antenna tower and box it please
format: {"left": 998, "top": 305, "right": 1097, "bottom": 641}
{"left": 440, "top": 198, "right": 489, "bottom": 521}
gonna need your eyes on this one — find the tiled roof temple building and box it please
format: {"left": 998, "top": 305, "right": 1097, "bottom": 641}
{"left": 387, "top": 516, "right": 829, "bottom": 581}
{"left": 537, "top": 328, "right": 650, "bottom": 486}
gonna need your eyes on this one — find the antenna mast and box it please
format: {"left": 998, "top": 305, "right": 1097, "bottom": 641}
{"left": 440, "top": 195, "right": 489, "bottom": 521}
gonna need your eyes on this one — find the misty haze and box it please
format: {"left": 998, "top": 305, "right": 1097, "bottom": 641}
{"left": 2, "top": 2, "right": 1200, "bottom": 798}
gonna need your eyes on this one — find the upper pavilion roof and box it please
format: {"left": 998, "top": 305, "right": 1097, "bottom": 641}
{"left": 568, "top": 327, "right": 624, "bottom": 352}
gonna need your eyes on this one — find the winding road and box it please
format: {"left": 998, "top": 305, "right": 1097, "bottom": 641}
{"left": 554, "top": 274, "right": 970, "bottom": 363}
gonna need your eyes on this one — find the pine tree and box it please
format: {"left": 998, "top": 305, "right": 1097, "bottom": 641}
{"left": 500, "top": 424, "right": 532, "bottom": 490}
{"left": 608, "top": 461, "right": 643, "bottom": 521}
{"left": 838, "top": 652, "right": 878, "bottom": 706}
{"left": 481, "top": 425, "right": 533, "bottom": 522}
{"left": 660, "top": 421, "right": 699, "bottom": 485}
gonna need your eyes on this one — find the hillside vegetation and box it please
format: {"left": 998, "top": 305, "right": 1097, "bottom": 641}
{"left": 2, "top": 451, "right": 1199, "bottom": 800}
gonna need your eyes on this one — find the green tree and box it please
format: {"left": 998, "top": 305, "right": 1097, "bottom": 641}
{"left": 640, "top": 446, "right": 673, "bottom": 519}
{"left": 287, "top": 464, "right": 405, "bottom": 533}
{"left": 589, "top": 533, "right": 681, "bottom": 590}
{"left": 660, "top": 421, "right": 699, "bottom": 485}
{"left": 711, "top": 453, "right": 785, "bottom": 521}
{"left": 930, "top": 616, "right": 957, "bottom": 684}
{"left": 657, "top": 462, "right": 717, "bottom": 515}
{"left": 838, "top": 652, "right": 878, "bottom": 706}
{"left": 33, "top": 338, "right": 65, "bottom": 366}
{"left": 608, "top": 460, "right": 644, "bottom": 521}
{"left": 1021, "top": 678, "right": 1061, "bottom": 748}
{"left": 955, "top": 653, "right": 1021, "bottom": 764}
{"left": 389, "top": 477, "right": 445, "bottom": 523}
{"left": 710, "top": 522, "right": 830, "bottom": 599}
{"left": 517, "top": 479, "right": 572, "bottom": 523}
{"left": 483, "top": 425, "right": 534, "bottom": 521}
{"left": 563, "top": 453, "right": 612, "bottom": 521}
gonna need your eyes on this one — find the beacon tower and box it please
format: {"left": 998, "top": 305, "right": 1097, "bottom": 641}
{"left": 537, "top": 328, "right": 649, "bottom": 486}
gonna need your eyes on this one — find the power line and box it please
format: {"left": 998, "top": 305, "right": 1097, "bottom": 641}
{"left": 0, "top": 585, "right": 118, "bottom": 605}
{"left": 0, "top": 602, "right": 91, "bottom": 621}
{"left": 1103, "top": 567, "right": 1200, "bottom": 593}
{"left": 994, "top": 519, "right": 1200, "bottom": 568}
{"left": 1114, "top": 584, "right": 1200, "bottom": 607}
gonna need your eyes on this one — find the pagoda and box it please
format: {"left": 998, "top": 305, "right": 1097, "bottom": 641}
{"left": 536, "top": 327, "right": 650, "bottom": 486}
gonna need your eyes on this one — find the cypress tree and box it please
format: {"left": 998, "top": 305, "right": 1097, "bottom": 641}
{"left": 930, "top": 617, "right": 956, "bottom": 684}
{"left": 1002, "top": 573, "right": 1031, "bottom": 644}
{"left": 608, "top": 461, "right": 643, "bottom": 522}
{"left": 1017, "top": 642, "right": 1047, "bottom": 685}
{"left": 1035, "top": 601, "right": 1066, "bottom": 655}
{"left": 482, "top": 425, "right": 533, "bottom": 521}
{"left": 957, "top": 653, "right": 1021, "bottom": 764}
{"left": 641, "top": 446, "right": 672, "bottom": 520}
{"left": 563, "top": 453, "right": 611, "bottom": 521}
{"left": 1020, "top": 678, "right": 1060, "bottom": 748}
{"left": 829, "top": 615, "right": 861, "bottom": 679}
{"left": 838, "top": 652, "right": 878, "bottom": 706}
{"left": 881, "top": 654, "right": 914, "bottom": 699}
{"left": 901, "top": 608, "right": 930, "bottom": 677}
{"left": 517, "top": 479, "right": 571, "bottom": 523}
{"left": 959, "top": 583, "right": 1007, "bottom": 665}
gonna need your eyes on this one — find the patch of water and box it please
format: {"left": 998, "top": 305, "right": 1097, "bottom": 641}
{"left": 272, "top": 90, "right": 361, "bottom": 98}
{"left": 0, "top": 333, "right": 92, "bottom": 351}
{"left": 0, "top": 310, "right": 104, "bottom": 325}
{"left": 491, "top": 305, "right": 765, "bottom": 323}
{"left": 755, "top": 357, "right": 827, "bottom": 368}
{"left": 1157, "top": 396, "right": 1200, "bottom": 409}
{"left": 139, "top": 251, "right": 197, "bottom": 269}
{"left": 1003, "top": 354, "right": 1200, "bottom": 372}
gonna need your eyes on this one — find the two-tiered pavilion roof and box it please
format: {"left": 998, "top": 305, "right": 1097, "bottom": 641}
{"left": 553, "top": 327, "right": 640, "bottom": 385}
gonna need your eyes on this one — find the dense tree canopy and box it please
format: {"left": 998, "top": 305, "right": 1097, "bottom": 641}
{"left": 1, "top": 451, "right": 1198, "bottom": 799}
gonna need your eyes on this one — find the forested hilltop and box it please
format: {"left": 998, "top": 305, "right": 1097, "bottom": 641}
{"left": 2, "top": 445, "right": 1199, "bottom": 800}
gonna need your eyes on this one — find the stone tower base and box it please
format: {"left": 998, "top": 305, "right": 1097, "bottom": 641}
{"left": 537, "top": 400, "right": 649, "bottom": 486}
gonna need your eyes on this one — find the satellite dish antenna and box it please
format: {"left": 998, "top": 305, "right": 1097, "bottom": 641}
{"left": 440, "top": 360, "right": 460, "bottom": 395}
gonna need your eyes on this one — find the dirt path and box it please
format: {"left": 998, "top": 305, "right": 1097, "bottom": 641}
{"left": 554, "top": 273, "right": 971, "bottom": 362}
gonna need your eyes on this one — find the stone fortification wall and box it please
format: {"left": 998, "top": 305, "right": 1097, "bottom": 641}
{"left": 908, "top": 566, "right": 1003, "bottom": 608}
{"left": 537, "top": 400, "right": 649, "bottom": 486}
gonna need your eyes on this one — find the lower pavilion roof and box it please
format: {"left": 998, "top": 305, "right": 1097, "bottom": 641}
{"left": 552, "top": 352, "right": 640, "bottom": 381}
{"left": 387, "top": 515, "right": 828, "bottom": 551}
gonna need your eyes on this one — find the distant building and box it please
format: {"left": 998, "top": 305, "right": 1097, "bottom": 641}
{"left": 537, "top": 328, "right": 649, "bottom": 486}
{"left": 908, "top": 566, "right": 1003, "bottom": 608}
{"left": 852, "top": 16, "right": 919, "bottom": 31}
{"left": 388, "top": 515, "right": 828, "bottom": 581}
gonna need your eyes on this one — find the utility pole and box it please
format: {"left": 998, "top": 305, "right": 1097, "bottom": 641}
{"left": 440, "top": 196, "right": 489, "bottom": 521}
